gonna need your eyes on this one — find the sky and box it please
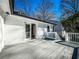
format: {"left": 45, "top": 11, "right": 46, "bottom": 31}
{"left": 14, "top": 0, "right": 61, "bottom": 21}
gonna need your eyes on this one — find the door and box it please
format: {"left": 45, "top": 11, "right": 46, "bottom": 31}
{"left": 31, "top": 24, "right": 36, "bottom": 39}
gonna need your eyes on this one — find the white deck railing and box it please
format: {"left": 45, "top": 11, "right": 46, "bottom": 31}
{"left": 66, "top": 33, "right": 79, "bottom": 42}
{"left": 46, "top": 32, "right": 61, "bottom": 40}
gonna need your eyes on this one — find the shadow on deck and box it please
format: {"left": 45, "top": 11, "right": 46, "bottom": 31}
{"left": 57, "top": 41, "right": 79, "bottom": 59}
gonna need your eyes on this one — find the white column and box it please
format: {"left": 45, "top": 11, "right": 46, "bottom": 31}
{"left": 65, "top": 33, "right": 69, "bottom": 41}
{"left": 24, "top": 22, "right": 26, "bottom": 40}
{"left": 30, "top": 23, "right": 32, "bottom": 40}
{"left": 0, "top": 15, "right": 4, "bottom": 52}
{"left": 36, "top": 23, "right": 38, "bottom": 39}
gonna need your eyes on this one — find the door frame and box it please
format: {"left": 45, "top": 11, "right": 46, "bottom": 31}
{"left": 25, "top": 23, "right": 36, "bottom": 39}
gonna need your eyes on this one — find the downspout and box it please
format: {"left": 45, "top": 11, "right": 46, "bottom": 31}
{"left": 9, "top": 0, "right": 14, "bottom": 14}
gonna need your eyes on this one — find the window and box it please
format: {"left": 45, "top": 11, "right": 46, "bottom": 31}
{"left": 47, "top": 26, "right": 50, "bottom": 32}
{"left": 25, "top": 24, "right": 30, "bottom": 38}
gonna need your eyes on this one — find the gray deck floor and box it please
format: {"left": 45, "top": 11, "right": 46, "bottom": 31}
{"left": 0, "top": 40, "right": 74, "bottom": 59}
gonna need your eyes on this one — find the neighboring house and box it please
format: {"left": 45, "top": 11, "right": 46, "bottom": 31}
{"left": 54, "top": 22, "right": 63, "bottom": 36}
{"left": 0, "top": 0, "right": 57, "bottom": 45}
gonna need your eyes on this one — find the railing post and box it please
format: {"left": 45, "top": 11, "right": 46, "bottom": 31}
{"left": 55, "top": 32, "right": 57, "bottom": 40}
{"left": 65, "top": 33, "right": 69, "bottom": 41}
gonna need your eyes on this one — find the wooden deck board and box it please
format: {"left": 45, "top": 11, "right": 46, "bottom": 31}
{"left": 0, "top": 40, "right": 74, "bottom": 59}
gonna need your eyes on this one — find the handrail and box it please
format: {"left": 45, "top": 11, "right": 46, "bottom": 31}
{"left": 46, "top": 32, "right": 61, "bottom": 40}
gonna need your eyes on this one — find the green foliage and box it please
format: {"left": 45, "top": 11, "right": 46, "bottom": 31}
{"left": 61, "top": 13, "right": 79, "bottom": 33}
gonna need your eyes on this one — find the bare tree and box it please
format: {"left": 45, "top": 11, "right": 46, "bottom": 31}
{"left": 61, "top": 0, "right": 79, "bottom": 19}
{"left": 33, "top": 0, "right": 54, "bottom": 20}
{"left": 19, "top": 0, "right": 32, "bottom": 16}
